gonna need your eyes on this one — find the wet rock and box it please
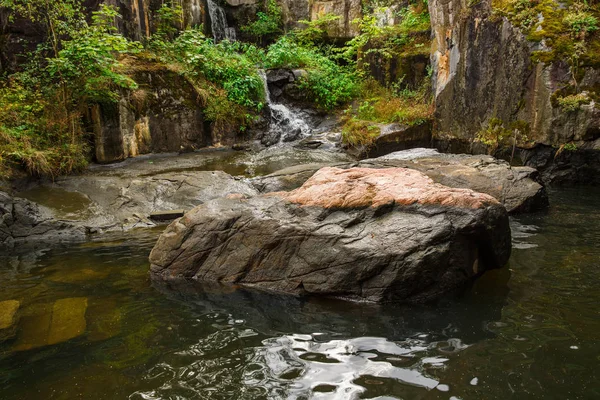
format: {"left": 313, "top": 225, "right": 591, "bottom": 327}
{"left": 47, "top": 297, "right": 88, "bottom": 345}
{"left": 10, "top": 169, "right": 258, "bottom": 244}
{"left": 519, "top": 141, "right": 600, "bottom": 185}
{"left": 46, "top": 267, "right": 110, "bottom": 284}
{"left": 0, "top": 191, "right": 87, "bottom": 248}
{"left": 150, "top": 167, "right": 511, "bottom": 303}
{"left": 12, "top": 297, "right": 87, "bottom": 350}
{"left": 282, "top": 127, "right": 303, "bottom": 142}
{"left": 260, "top": 130, "right": 283, "bottom": 146}
{"left": 267, "top": 69, "right": 294, "bottom": 84}
{"left": 13, "top": 303, "right": 53, "bottom": 351}
{"left": 0, "top": 300, "right": 20, "bottom": 341}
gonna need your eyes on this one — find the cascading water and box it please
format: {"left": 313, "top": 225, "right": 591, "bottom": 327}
{"left": 259, "top": 70, "right": 311, "bottom": 145}
{"left": 206, "top": 0, "right": 236, "bottom": 42}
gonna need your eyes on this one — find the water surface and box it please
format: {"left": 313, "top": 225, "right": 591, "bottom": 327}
{"left": 0, "top": 188, "right": 598, "bottom": 399}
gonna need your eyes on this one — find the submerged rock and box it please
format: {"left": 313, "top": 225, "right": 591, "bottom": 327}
{"left": 150, "top": 167, "right": 511, "bottom": 303}
{"left": 12, "top": 297, "right": 88, "bottom": 351}
{"left": 47, "top": 297, "right": 88, "bottom": 345}
{"left": 0, "top": 300, "right": 20, "bottom": 342}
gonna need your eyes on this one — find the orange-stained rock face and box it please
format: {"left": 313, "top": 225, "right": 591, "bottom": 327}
{"left": 274, "top": 167, "right": 500, "bottom": 209}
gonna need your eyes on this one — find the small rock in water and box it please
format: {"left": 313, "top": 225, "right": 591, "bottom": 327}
{"left": 470, "top": 377, "right": 479, "bottom": 385}
{"left": 436, "top": 384, "right": 450, "bottom": 392}
{"left": 47, "top": 297, "right": 88, "bottom": 345}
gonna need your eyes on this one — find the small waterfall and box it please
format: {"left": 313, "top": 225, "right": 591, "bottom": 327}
{"left": 206, "top": 0, "right": 236, "bottom": 42}
{"left": 259, "top": 70, "right": 311, "bottom": 145}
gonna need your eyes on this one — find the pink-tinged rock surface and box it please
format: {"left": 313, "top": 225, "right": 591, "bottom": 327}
{"left": 275, "top": 167, "right": 500, "bottom": 210}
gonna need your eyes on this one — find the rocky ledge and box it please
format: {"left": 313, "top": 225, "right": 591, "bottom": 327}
{"left": 251, "top": 148, "right": 548, "bottom": 214}
{"left": 150, "top": 167, "right": 511, "bottom": 303}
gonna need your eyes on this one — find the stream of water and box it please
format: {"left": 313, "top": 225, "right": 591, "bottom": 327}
{"left": 0, "top": 187, "right": 599, "bottom": 399}
{"left": 259, "top": 70, "right": 311, "bottom": 144}
{"left": 206, "top": 0, "right": 236, "bottom": 42}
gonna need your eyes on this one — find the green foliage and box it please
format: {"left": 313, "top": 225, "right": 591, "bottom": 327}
{"left": 241, "top": 0, "right": 282, "bottom": 42}
{"left": 155, "top": 2, "right": 184, "bottom": 40}
{"left": 151, "top": 28, "right": 265, "bottom": 132}
{"left": 0, "top": 2, "right": 140, "bottom": 177}
{"left": 295, "top": 13, "right": 341, "bottom": 45}
{"left": 265, "top": 36, "right": 358, "bottom": 110}
{"left": 564, "top": 7, "right": 598, "bottom": 38}
{"left": 475, "top": 118, "right": 530, "bottom": 153}
{"left": 154, "top": 29, "right": 264, "bottom": 109}
{"left": 563, "top": 142, "right": 578, "bottom": 151}
{"left": 557, "top": 92, "right": 590, "bottom": 112}
{"left": 495, "top": 0, "right": 600, "bottom": 91}
{"left": 341, "top": 116, "right": 381, "bottom": 147}
{"left": 47, "top": 5, "right": 141, "bottom": 104}
{"left": 341, "top": 4, "right": 431, "bottom": 75}
{"left": 0, "top": 72, "right": 89, "bottom": 177}
{"left": 350, "top": 78, "right": 432, "bottom": 124}
{"left": 0, "top": 0, "right": 85, "bottom": 56}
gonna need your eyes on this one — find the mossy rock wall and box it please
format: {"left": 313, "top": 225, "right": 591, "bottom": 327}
{"left": 429, "top": 0, "right": 600, "bottom": 149}
{"left": 91, "top": 60, "right": 215, "bottom": 164}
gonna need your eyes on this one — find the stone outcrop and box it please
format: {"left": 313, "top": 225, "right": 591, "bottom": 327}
{"left": 150, "top": 166, "right": 511, "bottom": 303}
{"left": 344, "top": 122, "right": 433, "bottom": 158}
{"left": 91, "top": 57, "right": 218, "bottom": 164}
{"left": 2, "top": 151, "right": 265, "bottom": 247}
{"left": 519, "top": 141, "right": 600, "bottom": 185}
{"left": 251, "top": 148, "right": 548, "bottom": 214}
{"left": 360, "top": 149, "right": 548, "bottom": 214}
{"left": 0, "top": 191, "right": 87, "bottom": 248}
{"left": 428, "top": 0, "right": 600, "bottom": 151}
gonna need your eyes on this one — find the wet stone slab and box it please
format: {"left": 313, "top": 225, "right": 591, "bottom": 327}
{"left": 12, "top": 298, "right": 88, "bottom": 351}
{"left": 0, "top": 300, "right": 20, "bottom": 342}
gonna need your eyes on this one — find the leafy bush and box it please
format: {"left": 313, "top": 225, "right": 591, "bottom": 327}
{"left": 557, "top": 93, "right": 590, "bottom": 112}
{"left": 295, "top": 13, "right": 341, "bottom": 45}
{"left": 241, "top": 0, "right": 282, "bottom": 42}
{"left": 0, "top": 4, "right": 140, "bottom": 177}
{"left": 151, "top": 29, "right": 266, "bottom": 132}
{"left": 265, "top": 36, "right": 358, "bottom": 110}
{"left": 341, "top": 116, "right": 381, "bottom": 147}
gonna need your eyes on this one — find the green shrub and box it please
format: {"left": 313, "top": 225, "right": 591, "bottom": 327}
{"left": 557, "top": 93, "right": 590, "bottom": 112}
{"left": 265, "top": 36, "right": 358, "bottom": 110}
{"left": 341, "top": 116, "right": 380, "bottom": 147}
{"left": 241, "top": 0, "right": 282, "bottom": 42}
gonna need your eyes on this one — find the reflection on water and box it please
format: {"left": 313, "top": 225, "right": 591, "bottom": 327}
{"left": 0, "top": 188, "right": 599, "bottom": 399}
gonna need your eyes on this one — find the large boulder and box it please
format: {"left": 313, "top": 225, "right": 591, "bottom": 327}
{"left": 150, "top": 167, "right": 511, "bottom": 303}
